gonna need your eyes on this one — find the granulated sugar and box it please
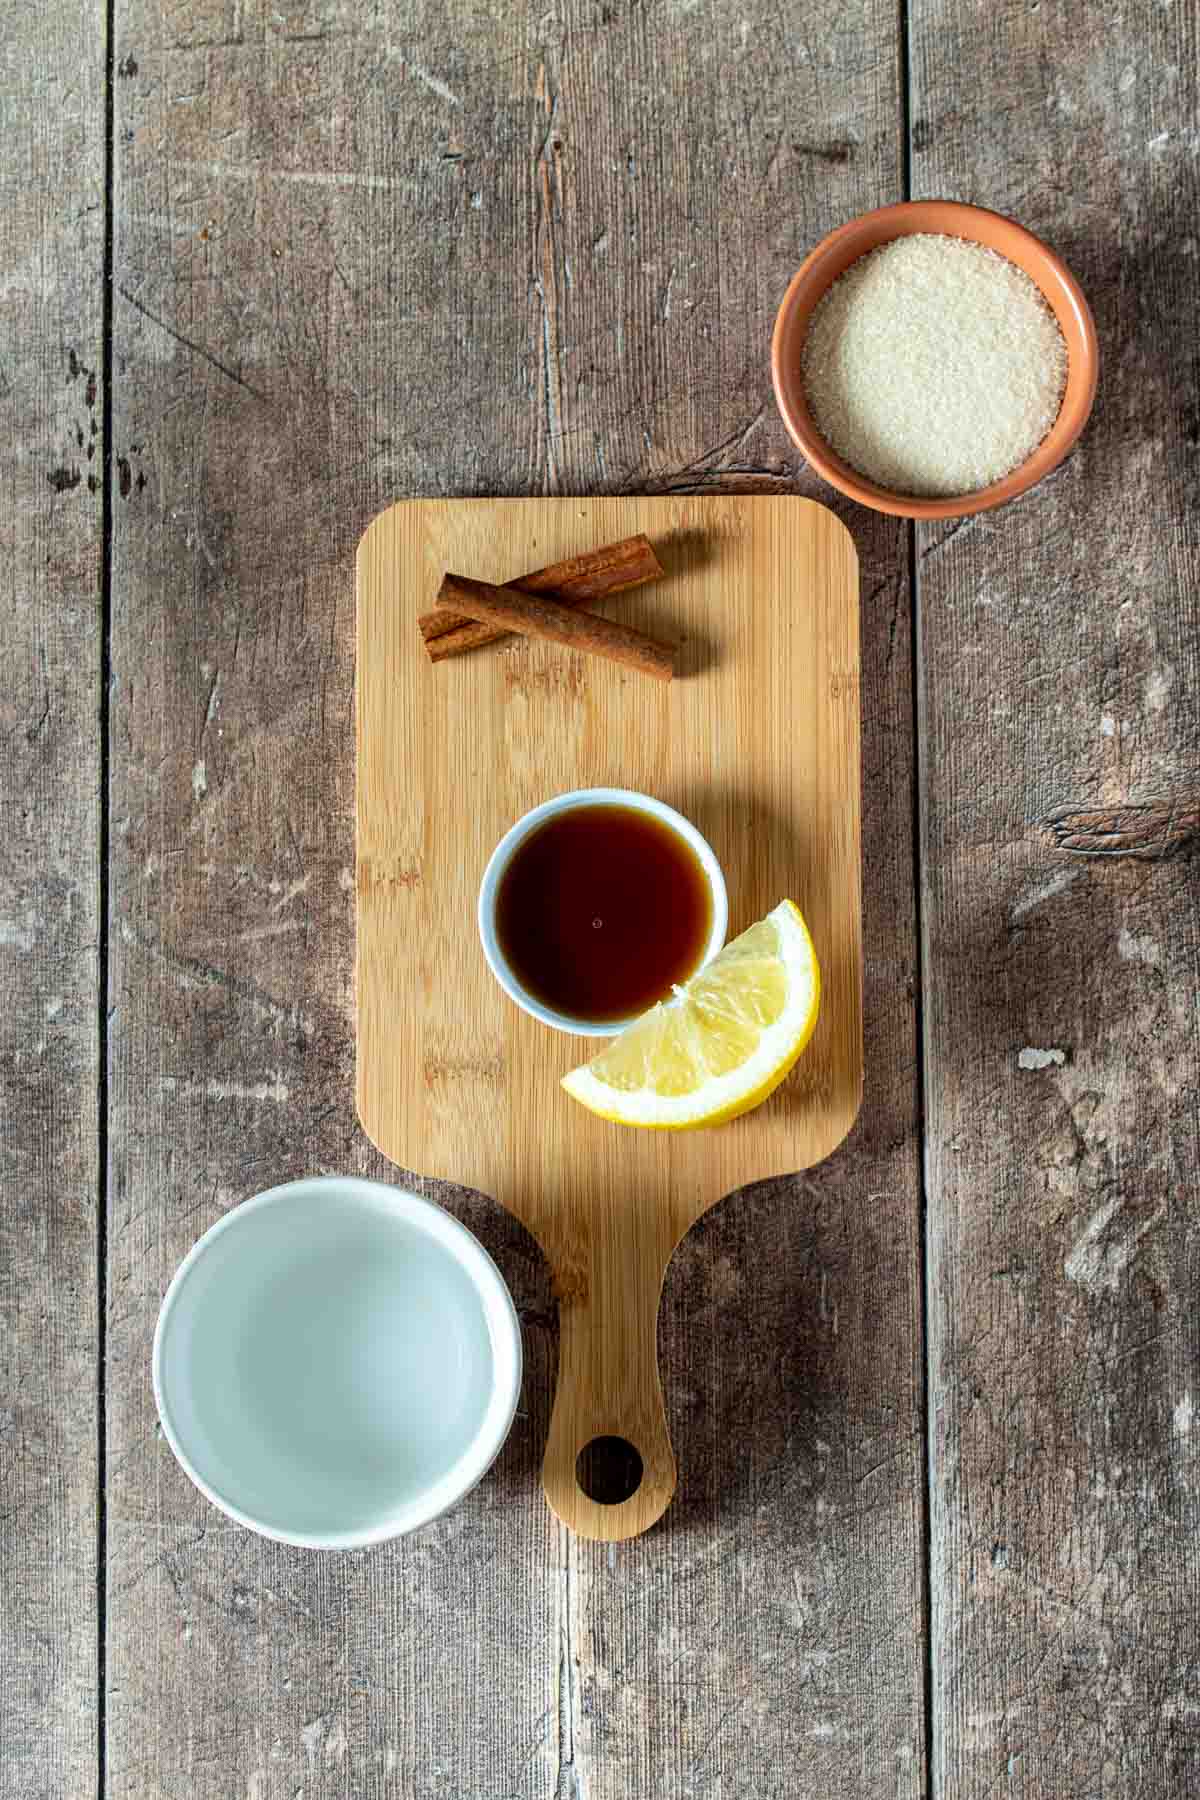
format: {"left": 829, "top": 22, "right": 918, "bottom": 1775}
{"left": 801, "top": 234, "right": 1068, "bottom": 497}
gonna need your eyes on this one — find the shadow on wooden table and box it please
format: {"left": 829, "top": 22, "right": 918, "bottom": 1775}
{"left": 430, "top": 1132, "right": 916, "bottom": 1544}
{"left": 655, "top": 1114, "right": 917, "bottom": 1542}
{"left": 1042, "top": 222, "right": 1197, "bottom": 504}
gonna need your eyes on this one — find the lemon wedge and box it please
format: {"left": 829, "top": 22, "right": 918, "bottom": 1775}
{"left": 560, "top": 900, "right": 820, "bottom": 1129}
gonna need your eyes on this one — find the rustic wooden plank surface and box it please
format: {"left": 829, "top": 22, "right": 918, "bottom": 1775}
{"left": 18, "top": 0, "right": 1197, "bottom": 1793}
{"left": 911, "top": 3, "right": 1200, "bottom": 1794}
{"left": 106, "top": 2, "right": 923, "bottom": 1795}
{"left": 0, "top": 2, "right": 103, "bottom": 1795}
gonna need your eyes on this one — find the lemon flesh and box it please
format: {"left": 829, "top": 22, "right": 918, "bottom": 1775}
{"left": 560, "top": 900, "right": 820, "bottom": 1129}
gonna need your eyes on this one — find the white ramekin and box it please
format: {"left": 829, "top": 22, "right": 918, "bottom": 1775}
{"left": 477, "top": 787, "right": 728, "bottom": 1037}
{"left": 152, "top": 1176, "right": 523, "bottom": 1548}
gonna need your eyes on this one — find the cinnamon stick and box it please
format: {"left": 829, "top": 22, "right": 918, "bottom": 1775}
{"left": 420, "top": 534, "right": 663, "bottom": 662}
{"left": 433, "top": 574, "right": 675, "bottom": 682}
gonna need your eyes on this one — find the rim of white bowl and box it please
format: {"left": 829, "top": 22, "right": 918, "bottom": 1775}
{"left": 477, "top": 787, "right": 729, "bottom": 1037}
{"left": 151, "top": 1175, "right": 523, "bottom": 1549}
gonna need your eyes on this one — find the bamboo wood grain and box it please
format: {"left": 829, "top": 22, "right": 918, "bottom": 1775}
{"left": 356, "top": 496, "right": 862, "bottom": 1540}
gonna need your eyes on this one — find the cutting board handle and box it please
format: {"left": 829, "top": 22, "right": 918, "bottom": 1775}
{"left": 540, "top": 1228, "right": 677, "bottom": 1541}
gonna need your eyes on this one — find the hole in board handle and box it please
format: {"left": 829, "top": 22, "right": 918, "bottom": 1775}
{"left": 575, "top": 1436, "right": 644, "bottom": 1505}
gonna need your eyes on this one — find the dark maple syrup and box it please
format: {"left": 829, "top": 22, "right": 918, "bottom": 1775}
{"left": 495, "top": 804, "right": 712, "bottom": 1024}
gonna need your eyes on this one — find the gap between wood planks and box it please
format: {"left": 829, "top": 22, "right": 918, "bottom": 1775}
{"left": 897, "top": 0, "right": 938, "bottom": 1790}
{"left": 97, "top": 2, "right": 115, "bottom": 1796}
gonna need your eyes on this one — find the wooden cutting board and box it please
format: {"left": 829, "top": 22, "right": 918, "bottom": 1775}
{"left": 356, "top": 496, "right": 862, "bottom": 1540}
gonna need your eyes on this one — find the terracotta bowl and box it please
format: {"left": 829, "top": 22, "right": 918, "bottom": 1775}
{"left": 771, "top": 199, "right": 1099, "bottom": 520}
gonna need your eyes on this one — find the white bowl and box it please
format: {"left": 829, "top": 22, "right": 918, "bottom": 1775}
{"left": 477, "top": 787, "right": 729, "bottom": 1037}
{"left": 152, "top": 1176, "right": 522, "bottom": 1547}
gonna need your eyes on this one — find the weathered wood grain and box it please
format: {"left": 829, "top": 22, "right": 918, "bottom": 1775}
{"left": 912, "top": 3, "right": 1200, "bottom": 1793}
{"left": 108, "top": 0, "right": 922, "bottom": 1793}
{"left": 0, "top": 3, "right": 103, "bottom": 1795}
{"left": 1044, "top": 797, "right": 1200, "bottom": 861}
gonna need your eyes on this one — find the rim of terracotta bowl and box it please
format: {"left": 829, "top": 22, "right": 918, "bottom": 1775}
{"left": 771, "top": 199, "right": 1099, "bottom": 520}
